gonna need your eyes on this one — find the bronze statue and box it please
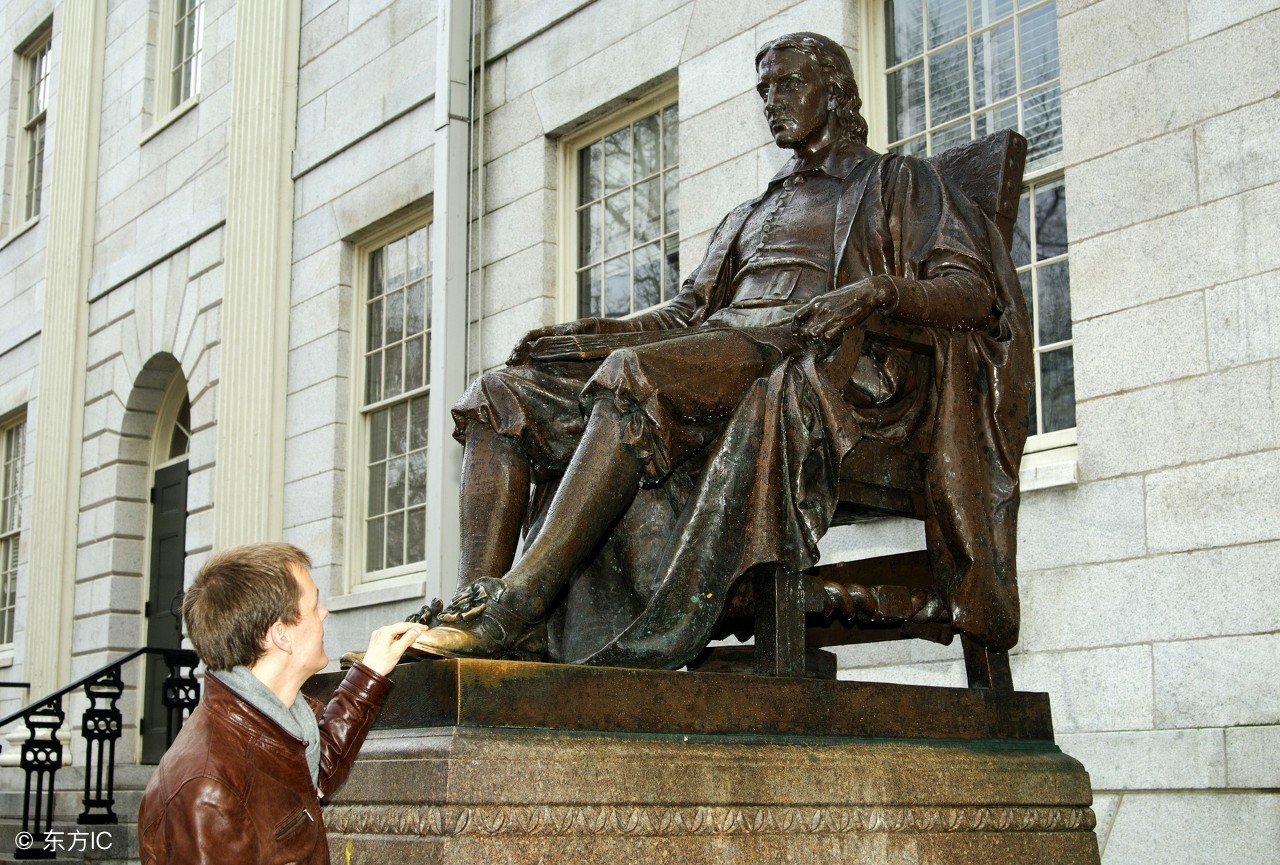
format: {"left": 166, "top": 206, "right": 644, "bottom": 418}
{"left": 407, "top": 32, "right": 1031, "bottom": 669}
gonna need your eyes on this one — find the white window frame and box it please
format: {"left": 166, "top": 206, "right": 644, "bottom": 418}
{"left": 148, "top": 0, "right": 204, "bottom": 136}
{"left": 0, "top": 413, "right": 25, "bottom": 655}
{"left": 11, "top": 28, "right": 51, "bottom": 233}
{"left": 557, "top": 83, "right": 679, "bottom": 325}
{"left": 860, "top": 0, "right": 1076, "bottom": 464}
{"left": 345, "top": 210, "right": 435, "bottom": 589}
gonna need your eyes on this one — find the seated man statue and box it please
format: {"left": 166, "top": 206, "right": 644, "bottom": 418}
{"left": 409, "top": 31, "right": 1030, "bottom": 668}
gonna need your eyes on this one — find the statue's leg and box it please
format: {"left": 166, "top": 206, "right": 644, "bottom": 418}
{"left": 458, "top": 421, "right": 530, "bottom": 583}
{"left": 499, "top": 400, "right": 643, "bottom": 620}
{"left": 412, "top": 400, "right": 642, "bottom": 657}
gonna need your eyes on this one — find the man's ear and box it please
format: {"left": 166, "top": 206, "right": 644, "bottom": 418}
{"left": 266, "top": 621, "right": 292, "bottom": 654}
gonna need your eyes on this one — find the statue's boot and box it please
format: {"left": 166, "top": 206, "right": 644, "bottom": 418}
{"left": 407, "top": 576, "right": 547, "bottom": 661}
{"left": 338, "top": 600, "right": 443, "bottom": 668}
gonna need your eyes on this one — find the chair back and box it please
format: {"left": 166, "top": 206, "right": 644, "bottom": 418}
{"left": 927, "top": 129, "right": 1027, "bottom": 247}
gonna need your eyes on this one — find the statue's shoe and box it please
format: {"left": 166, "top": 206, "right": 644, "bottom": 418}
{"left": 405, "top": 597, "right": 445, "bottom": 626}
{"left": 406, "top": 578, "right": 546, "bottom": 661}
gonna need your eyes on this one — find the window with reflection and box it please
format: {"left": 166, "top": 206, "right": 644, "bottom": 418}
{"left": 0, "top": 417, "right": 24, "bottom": 647}
{"left": 574, "top": 101, "right": 680, "bottom": 318}
{"left": 171, "top": 0, "right": 205, "bottom": 108}
{"left": 16, "top": 31, "right": 50, "bottom": 225}
{"left": 882, "top": 0, "right": 1073, "bottom": 440}
{"left": 361, "top": 224, "right": 432, "bottom": 577}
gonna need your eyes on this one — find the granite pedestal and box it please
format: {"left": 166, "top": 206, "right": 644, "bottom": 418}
{"left": 304, "top": 660, "right": 1101, "bottom": 865}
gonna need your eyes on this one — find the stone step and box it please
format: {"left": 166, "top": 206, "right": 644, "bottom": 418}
{"left": 0, "top": 817, "right": 140, "bottom": 862}
{"left": 0, "top": 763, "right": 151, "bottom": 864}
{"left": 0, "top": 764, "right": 155, "bottom": 794}
{"left": 0, "top": 787, "right": 145, "bottom": 818}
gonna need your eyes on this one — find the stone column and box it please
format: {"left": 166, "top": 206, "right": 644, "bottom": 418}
{"left": 213, "top": 0, "right": 303, "bottom": 547}
{"left": 25, "top": 1, "right": 108, "bottom": 695}
{"left": 424, "top": 0, "right": 471, "bottom": 598}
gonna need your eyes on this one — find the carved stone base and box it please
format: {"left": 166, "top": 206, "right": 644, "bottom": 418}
{"left": 307, "top": 660, "right": 1101, "bottom": 864}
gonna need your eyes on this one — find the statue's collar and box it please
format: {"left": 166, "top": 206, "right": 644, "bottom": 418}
{"left": 769, "top": 139, "right": 868, "bottom": 185}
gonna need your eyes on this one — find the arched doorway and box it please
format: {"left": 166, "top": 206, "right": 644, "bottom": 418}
{"left": 140, "top": 375, "right": 191, "bottom": 763}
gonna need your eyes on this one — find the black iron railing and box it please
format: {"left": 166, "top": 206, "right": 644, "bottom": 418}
{"left": 0, "top": 647, "right": 199, "bottom": 860}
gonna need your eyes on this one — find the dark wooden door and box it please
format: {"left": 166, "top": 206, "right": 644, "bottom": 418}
{"left": 141, "top": 460, "right": 188, "bottom": 764}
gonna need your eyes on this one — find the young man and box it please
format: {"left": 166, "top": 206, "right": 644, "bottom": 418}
{"left": 138, "top": 543, "right": 421, "bottom": 865}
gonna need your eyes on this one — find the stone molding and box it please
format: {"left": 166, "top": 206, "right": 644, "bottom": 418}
{"left": 326, "top": 804, "right": 1097, "bottom": 837}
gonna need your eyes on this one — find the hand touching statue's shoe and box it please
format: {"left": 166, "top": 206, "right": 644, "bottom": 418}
{"left": 406, "top": 577, "right": 547, "bottom": 661}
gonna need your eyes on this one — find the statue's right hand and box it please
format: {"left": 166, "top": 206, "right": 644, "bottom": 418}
{"left": 507, "top": 321, "right": 590, "bottom": 366}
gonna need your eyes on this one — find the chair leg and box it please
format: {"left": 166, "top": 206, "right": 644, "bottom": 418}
{"left": 962, "top": 635, "right": 1013, "bottom": 690}
{"left": 753, "top": 566, "right": 805, "bottom": 677}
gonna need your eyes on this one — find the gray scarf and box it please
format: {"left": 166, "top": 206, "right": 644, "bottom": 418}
{"left": 211, "top": 666, "right": 321, "bottom": 789}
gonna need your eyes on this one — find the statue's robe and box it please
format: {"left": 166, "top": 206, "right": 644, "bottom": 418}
{"left": 453, "top": 142, "right": 1031, "bottom": 668}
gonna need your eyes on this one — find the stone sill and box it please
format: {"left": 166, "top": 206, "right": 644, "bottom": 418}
{"left": 1022, "top": 445, "right": 1079, "bottom": 492}
{"left": 327, "top": 577, "right": 426, "bottom": 612}
{"left": 0, "top": 215, "right": 39, "bottom": 253}
{"left": 140, "top": 94, "right": 200, "bottom": 146}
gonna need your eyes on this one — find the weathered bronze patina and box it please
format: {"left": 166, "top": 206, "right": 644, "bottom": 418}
{"left": 408, "top": 32, "right": 1031, "bottom": 671}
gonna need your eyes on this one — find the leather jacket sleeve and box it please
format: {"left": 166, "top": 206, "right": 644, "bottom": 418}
{"left": 315, "top": 661, "right": 393, "bottom": 803}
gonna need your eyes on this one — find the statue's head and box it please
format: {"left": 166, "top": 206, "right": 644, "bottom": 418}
{"left": 755, "top": 32, "right": 869, "bottom": 148}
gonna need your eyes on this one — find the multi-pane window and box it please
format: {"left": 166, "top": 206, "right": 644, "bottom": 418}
{"left": 170, "top": 0, "right": 205, "bottom": 108}
{"left": 0, "top": 419, "right": 24, "bottom": 646}
{"left": 362, "top": 225, "right": 431, "bottom": 576}
{"left": 574, "top": 101, "right": 679, "bottom": 318}
{"left": 1013, "top": 176, "right": 1071, "bottom": 435}
{"left": 17, "top": 34, "right": 51, "bottom": 224}
{"left": 881, "top": 0, "right": 1073, "bottom": 441}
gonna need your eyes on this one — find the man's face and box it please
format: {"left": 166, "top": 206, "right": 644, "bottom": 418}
{"left": 285, "top": 564, "right": 329, "bottom": 675}
{"left": 756, "top": 48, "right": 831, "bottom": 150}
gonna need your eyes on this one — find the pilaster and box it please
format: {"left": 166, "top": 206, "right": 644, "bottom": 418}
{"left": 424, "top": 0, "right": 471, "bottom": 599}
{"left": 26, "top": 2, "right": 107, "bottom": 695}
{"left": 213, "top": 0, "right": 303, "bottom": 547}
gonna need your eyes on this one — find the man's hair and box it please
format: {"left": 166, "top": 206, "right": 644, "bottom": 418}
{"left": 183, "top": 543, "right": 312, "bottom": 671}
{"left": 756, "top": 32, "right": 869, "bottom": 145}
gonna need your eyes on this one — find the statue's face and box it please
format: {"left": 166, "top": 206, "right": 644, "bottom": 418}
{"left": 756, "top": 48, "right": 831, "bottom": 150}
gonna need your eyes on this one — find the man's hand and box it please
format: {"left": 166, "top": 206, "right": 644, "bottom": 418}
{"left": 507, "top": 321, "right": 593, "bottom": 366}
{"left": 359, "top": 622, "right": 424, "bottom": 675}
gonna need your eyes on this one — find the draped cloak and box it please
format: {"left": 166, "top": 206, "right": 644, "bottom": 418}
{"left": 452, "top": 146, "right": 1032, "bottom": 669}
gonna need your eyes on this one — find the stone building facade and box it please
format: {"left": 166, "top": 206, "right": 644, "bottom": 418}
{"left": 0, "top": 1, "right": 1275, "bottom": 861}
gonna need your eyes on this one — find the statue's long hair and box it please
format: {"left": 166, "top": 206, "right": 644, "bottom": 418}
{"left": 755, "top": 32, "right": 869, "bottom": 145}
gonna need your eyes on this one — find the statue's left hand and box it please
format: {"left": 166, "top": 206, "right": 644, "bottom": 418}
{"left": 792, "top": 278, "right": 893, "bottom": 345}
{"left": 508, "top": 321, "right": 594, "bottom": 366}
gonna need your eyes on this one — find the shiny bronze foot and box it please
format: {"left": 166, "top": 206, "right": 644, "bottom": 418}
{"left": 407, "top": 578, "right": 546, "bottom": 661}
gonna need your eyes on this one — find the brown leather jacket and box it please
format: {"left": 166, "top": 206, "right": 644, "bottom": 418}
{"left": 137, "top": 662, "right": 392, "bottom": 865}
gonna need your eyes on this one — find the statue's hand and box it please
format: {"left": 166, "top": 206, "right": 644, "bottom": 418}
{"left": 792, "top": 278, "right": 893, "bottom": 346}
{"left": 507, "top": 321, "right": 594, "bottom": 366}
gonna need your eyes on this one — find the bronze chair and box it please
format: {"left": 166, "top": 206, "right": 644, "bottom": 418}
{"left": 697, "top": 130, "right": 1028, "bottom": 688}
